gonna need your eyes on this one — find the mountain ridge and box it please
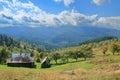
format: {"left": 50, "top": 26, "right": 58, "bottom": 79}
{"left": 0, "top": 26, "right": 120, "bottom": 48}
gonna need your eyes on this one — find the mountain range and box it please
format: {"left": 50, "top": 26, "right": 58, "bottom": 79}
{"left": 0, "top": 26, "right": 120, "bottom": 48}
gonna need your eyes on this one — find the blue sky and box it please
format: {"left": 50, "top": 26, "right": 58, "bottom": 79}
{"left": 0, "top": 0, "right": 120, "bottom": 30}
{"left": 18, "top": 0, "right": 120, "bottom": 16}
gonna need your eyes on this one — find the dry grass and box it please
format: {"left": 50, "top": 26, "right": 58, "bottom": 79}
{"left": 0, "top": 68, "right": 120, "bottom": 80}
{"left": 90, "top": 55, "right": 120, "bottom": 64}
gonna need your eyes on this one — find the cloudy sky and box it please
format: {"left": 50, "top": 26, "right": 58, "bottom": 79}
{"left": 0, "top": 0, "right": 120, "bottom": 30}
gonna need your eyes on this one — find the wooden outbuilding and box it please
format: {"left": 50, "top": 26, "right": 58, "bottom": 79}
{"left": 41, "top": 57, "right": 51, "bottom": 68}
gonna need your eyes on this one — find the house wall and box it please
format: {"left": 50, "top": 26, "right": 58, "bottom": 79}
{"left": 7, "top": 62, "right": 35, "bottom": 68}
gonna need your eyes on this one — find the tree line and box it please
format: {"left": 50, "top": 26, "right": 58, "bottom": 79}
{"left": 49, "top": 44, "right": 93, "bottom": 64}
{"left": 49, "top": 39, "right": 120, "bottom": 64}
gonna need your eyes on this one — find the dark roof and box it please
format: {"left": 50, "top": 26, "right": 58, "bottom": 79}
{"left": 41, "top": 57, "right": 50, "bottom": 64}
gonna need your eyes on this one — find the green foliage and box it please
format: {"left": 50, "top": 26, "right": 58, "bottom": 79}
{"left": 30, "top": 50, "right": 34, "bottom": 57}
{"left": 79, "top": 44, "right": 93, "bottom": 60}
{"left": 33, "top": 50, "right": 40, "bottom": 61}
{"left": 0, "top": 34, "right": 46, "bottom": 53}
{"left": 40, "top": 52, "right": 44, "bottom": 58}
{"left": 69, "top": 50, "right": 80, "bottom": 61}
{"left": 50, "top": 52, "right": 60, "bottom": 64}
{"left": 50, "top": 44, "right": 93, "bottom": 64}
{"left": 111, "top": 42, "right": 120, "bottom": 55}
{"left": 60, "top": 54, "right": 68, "bottom": 64}
{"left": 0, "top": 47, "right": 10, "bottom": 64}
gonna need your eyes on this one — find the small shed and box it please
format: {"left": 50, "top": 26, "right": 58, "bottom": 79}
{"left": 7, "top": 53, "right": 34, "bottom": 68}
{"left": 41, "top": 57, "right": 51, "bottom": 68}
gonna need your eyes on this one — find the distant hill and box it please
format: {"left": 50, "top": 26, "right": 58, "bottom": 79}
{"left": 78, "top": 36, "right": 117, "bottom": 45}
{"left": 0, "top": 26, "right": 120, "bottom": 48}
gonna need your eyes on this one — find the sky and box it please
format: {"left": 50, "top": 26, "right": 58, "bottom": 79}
{"left": 0, "top": 0, "right": 120, "bottom": 30}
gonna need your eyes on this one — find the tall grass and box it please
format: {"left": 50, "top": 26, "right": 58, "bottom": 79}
{"left": 0, "top": 69, "right": 120, "bottom": 80}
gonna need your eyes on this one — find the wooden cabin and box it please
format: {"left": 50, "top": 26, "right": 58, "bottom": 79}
{"left": 7, "top": 53, "right": 34, "bottom": 68}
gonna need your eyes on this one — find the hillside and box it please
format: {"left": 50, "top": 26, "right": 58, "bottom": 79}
{"left": 0, "top": 34, "right": 45, "bottom": 53}
{"left": 78, "top": 36, "right": 117, "bottom": 45}
{"left": 0, "top": 37, "right": 120, "bottom": 80}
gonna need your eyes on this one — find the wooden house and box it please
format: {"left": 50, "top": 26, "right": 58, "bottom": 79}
{"left": 7, "top": 53, "right": 34, "bottom": 68}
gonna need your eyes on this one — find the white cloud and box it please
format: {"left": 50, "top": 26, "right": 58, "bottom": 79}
{"left": 94, "top": 16, "right": 120, "bottom": 29}
{"left": 0, "top": 0, "right": 120, "bottom": 30}
{"left": 64, "top": 0, "right": 74, "bottom": 6}
{"left": 0, "top": 0, "right": 8, "bottom": 1}
{"left": 92, "top": 0, "right": 111, "bottom": 6}
{"left": 54, "top": 0, "right": 74, "bottom": 6}
{"left": 54, "top": 0, "right": 61, "bottom": 2}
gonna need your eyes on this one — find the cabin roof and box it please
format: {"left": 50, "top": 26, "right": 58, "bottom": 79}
{"left": 9, "top": 53, "right": 34, "bottom": 63}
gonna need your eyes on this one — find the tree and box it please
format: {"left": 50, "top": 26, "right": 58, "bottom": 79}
{"left": 60, "top": 54, "right": 68, "bottom": 64}
{"left": 51, "top": 52, "right": 60, "bottom": 64}
{"left": 102, "top": 45, "right": 108, "bottom": 55}
{"left": 33, "top": 50, "right": 40, "bottom": 62}
{"left": 69, "top": 50, "right": 80, "bottom": 62}
{"left": 36, "top": 57, "right": 41, "bottom": 63}
{"left": 63, "top": 50, "right": 71, "bottom": 63}
{"left": 0, "top": 48, "right": 10, "bottom": 64}
{"left": 40, "top": 52, "right": 47, "bottom": 59}
{"left": 30, "top": 50, "right": 34, "bottom": 57}
{"left": 111, "top": 43, "right": 120, "bottom": 55}
{"left": 83, "top": 50, "right": 93, "bottom": 60}
{"left": 81, "top": 44, "right": 93, "bottom": 60}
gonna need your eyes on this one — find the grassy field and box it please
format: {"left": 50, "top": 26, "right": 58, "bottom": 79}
{"left": 0, "top": 51, "right": 120, "bottom": 80}
{"left": 0, "top": 58, "right": 92, "bottom": 71}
